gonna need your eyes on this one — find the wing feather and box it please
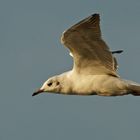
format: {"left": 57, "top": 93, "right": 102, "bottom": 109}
{"left": 61, "top": 14, "right": 118, "bottom": 76}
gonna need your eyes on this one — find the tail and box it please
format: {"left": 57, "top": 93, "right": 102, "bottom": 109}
{"left": 127, "top": 81, "right": 140, "bottom": 96}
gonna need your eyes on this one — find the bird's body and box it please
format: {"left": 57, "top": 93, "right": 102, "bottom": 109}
{"left": 41, "top": 71, "right": 140, "bottom": 96}
{"left": 33, "top": 14, "right": 140, "bottom": 97}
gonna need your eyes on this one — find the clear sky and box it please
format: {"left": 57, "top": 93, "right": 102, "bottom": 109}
{"left": 1, "top": 0, "right": 140, "bottom": 140}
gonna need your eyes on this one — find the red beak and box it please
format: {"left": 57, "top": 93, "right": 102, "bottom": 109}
{"left": 32, "top": 89, "right": 44, "bottom": 96}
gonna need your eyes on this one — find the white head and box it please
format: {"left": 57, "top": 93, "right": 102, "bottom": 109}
{"left": 32, "top": 76, "right": 62, "bottom": 96}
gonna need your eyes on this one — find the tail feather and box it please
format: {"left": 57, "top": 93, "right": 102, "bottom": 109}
{"left": 128, "top": 84, "right": 140, "bottom": 96}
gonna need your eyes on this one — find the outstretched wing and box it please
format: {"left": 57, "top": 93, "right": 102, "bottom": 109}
{"left": 61, "top": 14, "right": 118, "bottom": 76}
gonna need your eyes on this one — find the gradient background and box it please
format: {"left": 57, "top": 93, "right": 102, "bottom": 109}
{"left": 1, "top": 0, "right": 140, "bottom": 140}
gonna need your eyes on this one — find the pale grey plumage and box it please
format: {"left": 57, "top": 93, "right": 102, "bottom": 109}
{"left": 33, "top": 14, "right": 140, "bottom": 97}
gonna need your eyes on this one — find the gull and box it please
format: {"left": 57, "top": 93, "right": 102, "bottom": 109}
{"left": 33, "top": 14, "right": 140, "bottom": 96}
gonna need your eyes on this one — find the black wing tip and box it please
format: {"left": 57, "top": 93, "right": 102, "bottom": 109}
{"left": 87, "top": 13, "right": 100, "bottom": 24}
{"left": 112, "top": 50, "right": 124, "bottom": 54}
{"left": 91, "top": 13, "right": 100, "bottom": 19}
{"left": 91, "top": 13, "right": 100, "bottom": 17}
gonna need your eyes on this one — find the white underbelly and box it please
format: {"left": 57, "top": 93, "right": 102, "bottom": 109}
{"left": 71, "top": 74, "right": 128, "bottom": 96}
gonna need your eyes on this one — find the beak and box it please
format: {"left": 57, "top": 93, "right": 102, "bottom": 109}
{"left": 32, "top": 89, "right": 44, "bottom": 96}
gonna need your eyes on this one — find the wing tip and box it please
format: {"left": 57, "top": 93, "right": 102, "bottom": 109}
{"left": 61, "top": 13, "right": 101, "bottom": 44}
{"left": 91, "top": 13, "right": 100, "bottom": 17}
{"left": 89, "top": 13, "right": 100, "bottom": 23}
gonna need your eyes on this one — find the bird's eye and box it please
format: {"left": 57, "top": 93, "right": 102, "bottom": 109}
{"left": 47, "top": 82, "right": 52, "bottom": 86}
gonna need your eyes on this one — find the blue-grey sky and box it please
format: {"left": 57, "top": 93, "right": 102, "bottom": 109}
{"left": 1, "top": 0, "right": 140, "bottom": 140}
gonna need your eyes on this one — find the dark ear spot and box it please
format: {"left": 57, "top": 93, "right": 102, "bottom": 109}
{"left": 47, "top": 82, "right": 52, "bottom": 87}
{"left": 56, "top": 82, "right": 60, "bottom": 85}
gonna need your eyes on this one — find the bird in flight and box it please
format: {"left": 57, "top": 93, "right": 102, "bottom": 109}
{"left": 33, "top": 14, "right": 140, "bottom": 97}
